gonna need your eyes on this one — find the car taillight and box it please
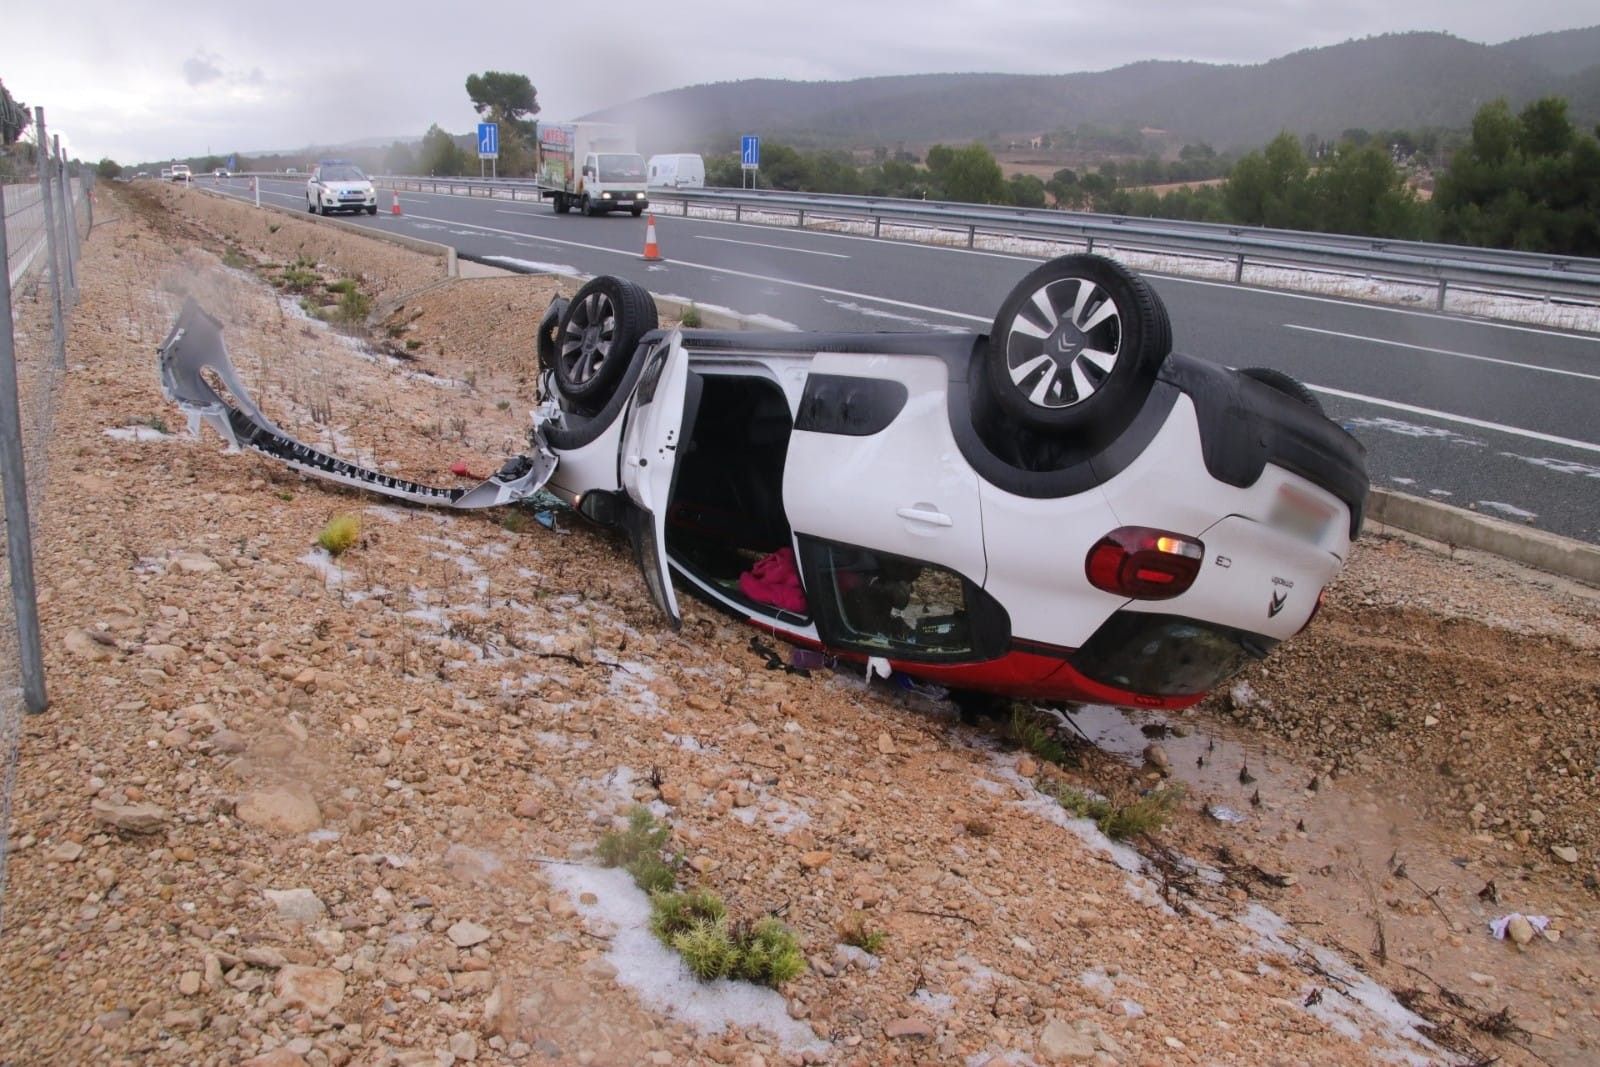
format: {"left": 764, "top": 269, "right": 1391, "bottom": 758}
{"left": 1085, "top": 527, "right": 1205, "bottom": 600}
{"left": 1295, "top": 587, "right": 1328, "bottom": 634}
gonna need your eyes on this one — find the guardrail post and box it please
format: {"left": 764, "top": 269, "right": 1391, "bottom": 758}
{"left": 967, "top": 225, "right": 976, "bottom": 249}
{"left": 1436, "top": 279, "right": 1448, "bottom": 311}
{"left": 1085, "top": 236, "right": 1094, "bottom": 254}
{"left": 33, "top": 109, "right": 68, "bottom": 371}
{"left": 874, "top": 216, "right": 882, "bottom": 238}
{"left": 735, "top": 204, "right": 741, "bottom": 222}
{"left": 797, "top": 208, "right": 805, "bottom": 228}
{"left": 0, "top": 186, "right": 49, "bottom": 714}
{"left": 1233, "top": 253, "right": 1245, "bottom": 283}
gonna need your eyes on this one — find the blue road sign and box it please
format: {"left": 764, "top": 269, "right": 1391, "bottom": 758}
{"left": 227, "top": 154, "right": 237, "bottom": 171}
{"left": 477, "top": 123, "right": 499, "bottom": 159}
{"left": 741, "top": 135, "right": 760, "bottom": 169}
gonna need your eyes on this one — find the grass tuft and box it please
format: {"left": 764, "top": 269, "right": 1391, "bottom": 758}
{"left": 316, "top": 513, "right": 361, "bottom": 556}
{"left": 1010, "top": 705, "right": 1068, "bottom": 766}
{"left": 597, "top": 806, "right": 680, "bottom": 893}
{"left": 1042, "top": 780, "right": 1184, "bottom": 840}
{"left": 335, "top": 286, "right": 372, "bottom": 326}
{"left": 648, "top": 893, "right": 803, "bottom": 986}
{"left": 837, "top": 912, "right": 887, "bottom": 955}
{"left": 679, "top": 302, "right": 703, "bottom": 328}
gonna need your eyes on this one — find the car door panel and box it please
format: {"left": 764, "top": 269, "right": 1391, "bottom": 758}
{"left": 784, "top": 353, "right": 986, "bottom": 585}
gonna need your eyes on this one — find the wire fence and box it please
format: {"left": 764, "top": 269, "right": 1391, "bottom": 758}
{"left": 0, "top": 106, "right": 94, "bottom": 931}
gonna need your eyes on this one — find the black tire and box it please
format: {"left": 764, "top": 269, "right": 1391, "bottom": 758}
{"left": 552, "top": 277, "right": 658, "bottom": 404}
{"left": 581, "top": 196, "right": 595, "bottom": 217}
{"left": 984, "top": 254, "right": 1170, "bottom": 436}
{"left": 554, "top": 194, "right": 570, "bottom": 214}
{"left": 630, "top": 206, "right": 643, "bottom": 217}
{"left": 366, "top": 205, "right": 378, "bottom": 215}
{"left": 1239, "top": 366, "right": 1323, "bottom": 415}
{"left": 318, "top": 204, "right": 330, "bottom": 217}
{"left": 306, "top": 198, "right": 314, "bottom": 213}
{"left": 536, "top": 297, "right": 568, "bottom": 378}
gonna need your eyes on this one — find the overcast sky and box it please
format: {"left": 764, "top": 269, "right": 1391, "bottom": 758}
{"left": 4, "top": 1, "right": 1595, "bottom": 163}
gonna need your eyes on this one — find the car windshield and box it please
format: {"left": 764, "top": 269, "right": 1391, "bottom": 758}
{"left": 597, "top": 154, "right": 645, "bottom": 181}
{"left": 319, "top": 165, "right": 366, "bottom": 182}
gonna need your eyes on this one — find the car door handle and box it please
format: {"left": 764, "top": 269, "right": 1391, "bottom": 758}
{"left": 896, "top": 506, "right": 952, "bottom": 527}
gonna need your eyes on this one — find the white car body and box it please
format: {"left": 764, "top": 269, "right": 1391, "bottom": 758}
{"left": 170, "top": 165, "right": 192, "bottom": 183}
{"left": 306, "top": 162, "right": 377, "bottom": 215}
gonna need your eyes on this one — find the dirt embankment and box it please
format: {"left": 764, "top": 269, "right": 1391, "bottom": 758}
{"left": 1, "top": 183, "right": 1596, "bottom": 1067}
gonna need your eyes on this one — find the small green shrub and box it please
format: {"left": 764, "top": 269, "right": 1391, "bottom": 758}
{"left": 674, "top": 920, "right": 739, "bottom": 980}
{"left": 221, "top": 247, "right": 249, "bottom": 269}
{"left": 336, "top": 287, "right": 372, "bottom": 325}
{"left": 734, "top": 918, "right": 805, "bottom": 985}
{"left": 405, "top": 339, "right": 422, "bottom": 351}
{"left": 649, "top": 889, "right": 726, "bottom": 943}
{"left": 838, "top": 912, "right": 887, "bottom": 955}
{"left": 139, "top": 413, "right": 170, "bottom": 434}
{"left": 279, "top": 266, "right": 319, "bottom": 292}
{"left": 496, "top": 399, "right": 512, "bottom": 411}
{"left": 316, "top": 513, "right": 360, "bottom": 555}
{"left": 648, "top": 893, "right": 803, "bottom": 986}
{"left": 501, "top": 509, "right": 532, "bottom": 534}
{"left": 1044, "top": 781, "right": 1183, "bottom": 840}
{"left": 598, "top": 806, "right": 679, "bottom": 893}
{"left": 1096, "top": 786, "right": 1184, "bottom": 840}
{"left": 1010, "top": 705, "right": 1067, "bottom": 766}
{"left": 267, "top": 223, "right": 281, "bottom": 234}
{"left": 680, "top": 302, "right": 703, "bottom": 328}
{"left": 326, "top": 278, "right": 357, "bottom": 295}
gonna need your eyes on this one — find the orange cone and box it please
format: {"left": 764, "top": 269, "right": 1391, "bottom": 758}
{"left": 640, "top": 214, "right": 662, "bottom": 261}
{"left": 390, "top": 190, "right": 403, "bottom": 217}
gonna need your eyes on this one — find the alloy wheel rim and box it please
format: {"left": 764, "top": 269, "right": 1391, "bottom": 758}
{"left": 1004, "top": 277, "right": 1122, "bottom": 409}
{"left": 558, "top": 292, "right": 617, "bottom": 385}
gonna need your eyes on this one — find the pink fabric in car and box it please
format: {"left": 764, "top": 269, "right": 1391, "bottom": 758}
{"left": 738, "top": 547, "right": 808, "bottom": 613}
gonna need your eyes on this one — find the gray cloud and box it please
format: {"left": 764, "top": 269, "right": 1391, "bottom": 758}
{"left": 3, "top": 0, "right": 1594, "bottom": 162}
{"left": 182, "top": 53, "right": 223, "bottom": 87}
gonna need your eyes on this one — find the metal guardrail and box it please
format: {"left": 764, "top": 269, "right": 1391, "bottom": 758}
{"left": 364, "top": 174, "right": 1600, "bottom": 310}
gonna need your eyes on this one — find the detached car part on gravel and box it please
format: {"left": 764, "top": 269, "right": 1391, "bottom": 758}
{"left": 158, "top": 254, "right": 1367, "bottom": 710}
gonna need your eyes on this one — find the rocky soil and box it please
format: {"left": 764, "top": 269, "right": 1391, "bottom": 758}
{"left": 1, "top": 183, "right": 1597, "bottom": 1066}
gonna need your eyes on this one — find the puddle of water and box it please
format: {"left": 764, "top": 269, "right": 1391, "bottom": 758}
{"left": 1064, "top": 703, "right": 1600, "bottom": 1066}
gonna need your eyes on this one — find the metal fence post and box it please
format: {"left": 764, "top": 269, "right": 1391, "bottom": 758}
{"left": 54, "top": 137, "right": 79, "bottom": 304}
{"left": 33, "top": 109, "right": 68, "bottom": 370}
{"left": 0, "top": 187, "right": 49, "bottom": 715}
{"left": 1234, "top": 253, "right": 1246, "bottom": 283}
{"left": 1436, "top": 279, "right": 1449, "bottom": 311}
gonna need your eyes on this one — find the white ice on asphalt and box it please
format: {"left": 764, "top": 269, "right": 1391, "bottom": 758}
{"left": 539, "top": 863, "right": 826, "bottom": 1054}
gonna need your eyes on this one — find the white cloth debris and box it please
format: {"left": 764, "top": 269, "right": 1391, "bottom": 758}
{"left": 1488, "top": 913, "right": 1551, "bottom": 940}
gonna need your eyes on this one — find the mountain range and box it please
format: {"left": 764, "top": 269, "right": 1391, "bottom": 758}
{"left": 583, "top": 26, "right": 1600, "bottom": 154}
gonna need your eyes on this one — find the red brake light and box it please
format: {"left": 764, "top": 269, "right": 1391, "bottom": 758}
{"left": 1086, "top": 526, "right": 1205, "bottom": 600}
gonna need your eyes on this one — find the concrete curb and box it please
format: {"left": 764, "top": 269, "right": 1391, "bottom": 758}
{"left": 1367, "top": 488, "right": 1600, "bottom": 587}
{"left": 191, "top": 185, "right": 457, "bottom": 278}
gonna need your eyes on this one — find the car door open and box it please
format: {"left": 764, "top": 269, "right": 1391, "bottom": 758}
{"left": 618, "top": 333, "right": 703, "bottom": 628}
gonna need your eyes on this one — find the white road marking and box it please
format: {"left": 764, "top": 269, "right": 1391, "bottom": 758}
{"left": 1307, "top": 383, "right": 1600, "bottom": 453}
{"left": 693, "top": 235, "right": 849, "bottom": 259}
{"left": 401, "top": 213, "right": 988, "bottom": 324}
{"left": 1285, "top": 324, "right": 1600, "bottom": 382}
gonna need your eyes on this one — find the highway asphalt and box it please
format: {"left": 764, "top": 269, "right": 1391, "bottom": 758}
{"left": 209, "top": 177, "right": 1600, "bottom": 545}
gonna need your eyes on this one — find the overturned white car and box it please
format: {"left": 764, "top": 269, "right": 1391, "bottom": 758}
{"left": 159, "top": 255, "right": 1366, "bottom": 708}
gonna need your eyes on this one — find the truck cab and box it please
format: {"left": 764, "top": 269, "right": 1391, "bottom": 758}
{"left": 577, "top": 151, "right": 648, "bottom": 216}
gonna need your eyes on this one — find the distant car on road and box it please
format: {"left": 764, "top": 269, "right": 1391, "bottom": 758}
{"left": 648, "top": 154, "right": 705, "bottom": 189}
{"left": 306, "top": 161, "right": 377, "bottom": 216}
{"left": 213, "top": 168, "right": 230, "bottom": 179}
{"left": 160, "top": 167, "right": 173, "bottom": 181}
{"left": 170, "top": 165, "right": 192, "bottom": 183}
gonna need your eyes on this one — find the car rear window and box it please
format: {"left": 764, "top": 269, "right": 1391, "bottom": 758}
{"left": 1069, "top": 611, "right": 1279, "bottom": 696}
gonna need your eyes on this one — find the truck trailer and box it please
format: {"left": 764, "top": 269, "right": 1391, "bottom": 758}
{"left": 537, "top": 122, "right": 649, "bottom": 216}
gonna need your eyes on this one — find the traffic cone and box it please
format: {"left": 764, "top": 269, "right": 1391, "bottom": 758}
{"left": 640, "top": 214, "right": 662, "bottom": 261}
{"left": 390, "top": 190, "right": 403, "bottom": 217}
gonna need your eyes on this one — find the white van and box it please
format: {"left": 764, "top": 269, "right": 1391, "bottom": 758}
{"left": 647, "top": 154, "right": 706, "bottom": 189}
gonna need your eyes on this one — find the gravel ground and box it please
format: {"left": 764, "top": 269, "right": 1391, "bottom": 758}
{"left": 1, "top": 184, "right": 1595, "bottom": 1066}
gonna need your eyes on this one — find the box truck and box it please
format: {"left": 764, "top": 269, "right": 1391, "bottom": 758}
{"left": 647, "top": 154, "right": 706, "bottom": 189}
{"left": 537, "top": 122, "right": 649, "bottom": 216}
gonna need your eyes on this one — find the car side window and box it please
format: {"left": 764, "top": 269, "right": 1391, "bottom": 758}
{"left": 797, "top": 538, "right": 1008, "bottom": 662}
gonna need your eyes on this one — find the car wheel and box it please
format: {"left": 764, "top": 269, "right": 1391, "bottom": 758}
{"left": 1239, "top": 366, "right": 1323, "bottom": 415}
{"left": 552, "top": 277, "right": 658, "bottom": 405}
{"left": 984, "top": 254, "right": 1171, "bottom": 435}
{"left": 580, "top": 196, "right": 593, "bottom": 217}
{"left": 306, "top": 198, "right": 314, "bottom": 213}
{"left": 630, "top": 206, "right": 643, "bottom": 217}
{"left": 553, "top": 194, "right": 569, "bottom": 214}
{"left": 366, "top": 205, "right": 378, "bottom": 215}
{"left": 319, "top": 204, "right": 330, "bottom": 216}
